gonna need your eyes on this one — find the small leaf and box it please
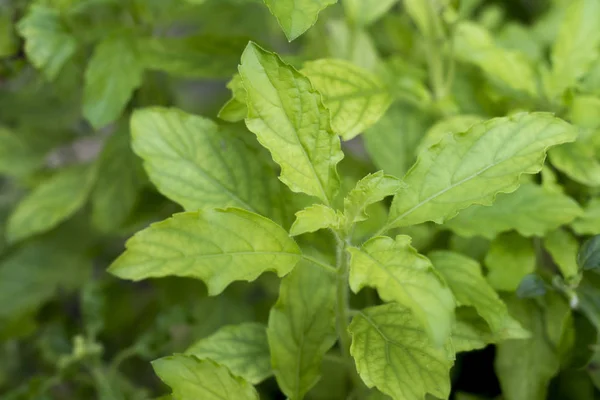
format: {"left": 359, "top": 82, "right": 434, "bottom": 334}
{"left": 342, "top": 0, "right": 398, "bottom": 26}
{"left": 484, "top": 232, "right": 536, "bottom": 292}
{"left": 549, "top": 138, "right": 600, "bottom": 187}
{"left": 263, "top": 0, "right": 337, "bottom": 41}
{"left": 348, "top": 235, "right": 455, "bottom": 346}
{"left": 83, "top": 34, "right": 144, "bottom": 129}
{"left": 516, "top": 274, "right": 547, "bottom": 298}
{"left": 387, "top": 113, "right": 577, "bottom": 230}
{"left": 544, "top": 228, "right": 579, "bottom": 281}
{"left": 289, "top": 204, "right": 343, "bottom": 236}
{"left": 301, "top": 59, "right": 392, "bottom": 140}
{"left": 267, "top": 259, "right": 336, "bottom": 399}
{"left": 7, "top": 164, "right": 97, "bottom": 243}
{"left": 239, "top": 42, "right": 343, "bottom": 205}
{"left": 186, "top": 323, "right": 271, "bottom": 385}
{"left": 108, "top": 208, "right": 301, "bottom": 295}
{"left": 418, "top": 114, "right": 485, "bottom": 154}
{"left": 152, "top": 355, "right": 258, "bottom": 400}
{"left": 349, "top": 303, "right": 453, "bottom": 400}
{"left": 573, "top": 199, "right": 600, "bottom": 235}
{"left": 578, "top": 236, "right": 600, "bottom": 271}
{"left": 17, "top": 5, "right": 77, "bottom": 80}
{"left": 219, "top": 74, "right": 248, "bottom": 122}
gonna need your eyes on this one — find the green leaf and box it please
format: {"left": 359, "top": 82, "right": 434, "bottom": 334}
{"left": 516, "top": 274, "right": 547, "bottom": 298}
{"left": 578, "top": 236, "right": 600, "bottom": 271}
{"left": 83, "top": 34, "right": 144, "bottom": 129}
{"left": 429, "top": 251, "right": 510, "bottom": 333}
{"left": 91, "top": 128, "right": 144, "bottom": 232}
{"left": 152, "top": 355, "right": 259, "bottom": 400}
{"left": 289, "top": 204, "right": 343, "bottom": 236}
{"left": 348, "top": 235, "right": 455, "bottom": 346}
{"left": 301, "top": 59, "right": 392, "bottom": 140}
{"left": 267, "top": 259, "right": 336, "bottom": 399}
{"left": 342, "top": 0, "right": 398, "bottom": 26}
{"left": 546, "top": 0, "right": 600, "bottom": 98}
{"left": 418, "top": 114, "right": 485, "bottom": 154}
{"left": 348, "top": 303, "right": 453, "bottom": 400}
{"left": 444, "top": 183, "right": 582, "bottom": 239}
{"left": 543, "top": 228, "right": 579, "bottom": 282}
{"left": 386, "top": 113, "right": 577, "bottom": 230}
{"left": 0, "top": 126, "right": 45, "bottom": 177}
{"left": 7, "top": 164, "right": 97, "bottom": 243}
{"left": 186, "top": 323, "right": 271, "bottom": 385}
{"left": 262, "top": 0, "right": 337, "bottom": 41}
{"left": 325, "top": 19, "right": 379, "bottom": 71}
{"left": 108, "top": 208, "right": 301, "bottom": 295}
{"left": 573, "top": 198, "right": 600, "bottom": 235}
{"left": 130, "top": 107, "right": 283, "bottom": 220}
{"left": 364, "top": 103, "right": 433, "bottom": 178}
{"left": 219, "top": 75, "right": 248, "bottom": 123}
{"left": 17, "top": 5, "right": 77, "bottom": 80}
{"left": 549, "top": 138, "right": 600, "bottom": 187}
{"left": 343, "top": 171, "right": 404, "bottom": 226}
{"left": 239, "top": 42, "right": 343, "bottom": 205}
{"left": 484, "top": 232, "right": 535, "bottom": 292}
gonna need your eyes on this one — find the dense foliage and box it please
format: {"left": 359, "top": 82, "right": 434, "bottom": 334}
{"left": 2, "top": 0, "right": 600, "bottom": 399}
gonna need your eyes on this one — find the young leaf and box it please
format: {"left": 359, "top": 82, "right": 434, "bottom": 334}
{"left": 17, "top": 5, "right": 77, "bottom": 80}
{"left": 348, "top": 303, "right": 453, "bottom": 400}
{"left": 289, "top": 204, "right": 343, "bottom": 236}
{"left": 152, "top": 355, "right": 259, "bottom": 400}
{"left": 429, "top": 251, "right": 510, "bottom": 334}
{"left": 543, "top": 228, "right": 579, "bottom": 282}
{"left": 348, "top": 235, "right": 455, "bottom": 346}
{"left": 484, "top": 232, "right": 535, "bottom": 292}
{"left": 263, "top": 0, "right": 337, "bottom": 41}
{"left": 386, "top": 113, "right": 577, "bottom": 230}
{"left": 445, "top": 183, "right": 582, "bottom": 239}
{"left": 7, "top": 164, "right": 96, "bottom": 243}
{"left": 342, "top": 0, "right": 398, "bottom": 26}
{"left": 239, "top": 42, "right": 343, "bottom": 206}
{"left": 83, "top": 34, "right": 144, "bottom": 129}
{"left": 546, "top": 0, "right": 600, "bottom": 98}
{"left": 573, "top": 198, "right": 600, "bottom": 235}
{"left": 186, "top": 322, "right": 271, "bottom": 384}
{"left": 108, "top": 208, "right": 301, "bottom": 295}
{"left": 130, "top": 107, "right": 282, "bottom": 220}
{"left": 267, "top": 259, "right": 336, "bottom": 399}
{"left": 219, "top": 74, "right": 247, "bottom": 122}
{"left": 301, "top": 59, "right": 392, "bottom": 140}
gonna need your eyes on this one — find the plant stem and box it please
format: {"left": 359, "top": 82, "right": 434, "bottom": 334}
{"left": 335, "top": 238, "right": 352, "bottom": 358}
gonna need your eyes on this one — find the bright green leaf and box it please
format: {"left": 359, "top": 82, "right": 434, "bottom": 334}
{"left": 186, "top": 323, "right": 271, "bottom": 385}
{"left": 301, "top": 58, "right": 392, "bottom": 140}
{"left": 386, "top": 113, "right": 577, "bottom": 230}
{"left": 418, "top": 114, "right": 485, "bottom": 154}
{"left": 239, "top": 42, "right": 343, "bottom": 205}
{"left": 152, "top": 355, "right": 259, "bottom": 400}
{"left": 485, "top": 232, "right": 535, "bottom": 292}
{"left": 7, "top": 164, "right": 96, "bottom": 243}
{"left": 289, "top": 204, "right": 343, "bottom": 236}
{"left": 108, "top": 208, "right": 301, "bottom": 295}
{"left": 83, "top": 34, "right": 144, "bottom": 129}
{"left": 218, "top": 74, "right": 247, "bottom": 123}
{"left": 573, "top": 198, "right": 600, "bottom": 235}
{"left": 325, "top": 19, "right": 379, "bottom": 71}
{"left": 348, "top": 235, "right": 455, "bottom": 346}
{"left": 263, "top": 0, "right": 337, "bottom": 41}
{"left": 445, "top": 183, "right": 582, "bottom": 239}
{"left": 342, "top": 0, "right": 398, "bottom": 26}
{"left": 349, "top": 303, "right": 453, "bottom": 400}
{"left": 544, "top": 228, "right": 579, "bottom": 282}
{"left": 549, "top": 138, "right": 600, "bottom": 187}
{"left": 268, "top": 259, "right": 336, "bottom": 399}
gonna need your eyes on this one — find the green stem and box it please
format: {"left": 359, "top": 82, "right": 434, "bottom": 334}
{"left": 336, "top": 238, "right": 351, "bottom": 359}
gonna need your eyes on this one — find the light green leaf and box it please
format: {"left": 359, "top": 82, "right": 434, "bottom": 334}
{"left": 263, "top": 0, "right": 337, "bottom": 41}
{"left": 547, "top": 0, "right": 600, "bottom": 98}
{"left": 326, "top": 19, "right": 379, "bottom": 71}
{"left": 386, "top": 113, "right": 577, "bottom": 230}
{"left": 418, "top": 114, "right": 485, "bottom": 154}
{"left": 7, "top": 164, "right": 96, "bottom": 243}
{"left": 484, "top": 232, "right": 535, "bottom": 292}
{"left": 364, "top": 103, "right": 433, "bottom": 178}
{"left": 496, "top": 295, "right": 570, "bottom": 400}
{"left": 108, "top": 208, "right": 301, "bottom": 295}
{"left": 549, "top": 138, "right": 600, "bottom": 187}
{"left": 349, "top": 303, "right": 453, "bottom": 400}
{"left": 444, "top": 183, "right": 582, "bottom": 239}
{"left": 569, "top": 95, "right": 600, "bottom": 128}
{"left": 219, "top": 75, "right": 247, "bottom": 123}
{"left": 152, "top": 355, "right": 259, "bottom": 400}
{"left": 17, "top": 5, "right": 77, "bottom": 80}
{"left": 301, "top": 59, "right": 392, "bottom": 140}
{"left": 343, "top": 171, "right": 404, "bottom": 226}
{"left": 91, "top": 129, "right": 144, "bottom": 232}
{"left": 130, "top": 107, "right": 283, "bottom": 220}
{"left": 268, "top": 259, "right": 336, "bottom": 399}
{"left": 572, "top": 198, "right": 600, "bottom": 235}
{"left": 186, "top": 323, "right": 271, "bottom": 385}
{"left": 0, "top": 126, "right": 44, "bottom": 177}
{"left": 342, "top": 0, "right": 398, "bottom": 26}
{"left": 453, "top": 22, "right": 538, "bottom": 97}
{"left": 239, "top": 43, "right": 343, "bottom": 205}
{"left": 429, "top": 251, "right": 510, "bottom": 333}
{"left": 543, "top": 228, "right": 579, "bottom": 282}
{"left": 83, "top": 34, "right": 143, "bottom": 129}
{"left": 289, "top": 204, "right": 343, "bottom": 236}
{"left": 348, "top": 235, "right": 455, "bottom": 346}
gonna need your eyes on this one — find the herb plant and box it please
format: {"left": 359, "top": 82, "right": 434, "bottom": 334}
{"left": 3, "top": 0, "right": 600, "bottom": 399}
